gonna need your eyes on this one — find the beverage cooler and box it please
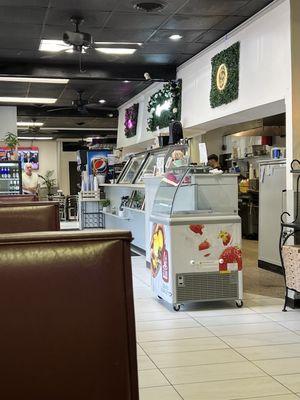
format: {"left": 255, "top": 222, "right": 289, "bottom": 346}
{"left": 0, "top": 161, "right": 22, "bottom": 196}
{"left": 150, "top": 166, "right": 243, "bottom": 311}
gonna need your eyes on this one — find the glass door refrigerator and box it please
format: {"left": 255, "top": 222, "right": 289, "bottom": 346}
{"left": 0, "top": 161, "right": 22, "bottom": 196}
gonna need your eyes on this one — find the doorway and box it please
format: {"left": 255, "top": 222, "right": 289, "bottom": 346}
{"left": 69, "top": 161, "right": 81, "bottom": 195}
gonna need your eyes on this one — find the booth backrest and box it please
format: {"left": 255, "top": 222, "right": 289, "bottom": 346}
{"left": 0, "top": 194, "right": 38, "bottom": 202}
{"left": 0, "top": 230, "right": 138, "bottom": 400}
{"left": 0, "top": 201, "right": 60, "bottom": 233}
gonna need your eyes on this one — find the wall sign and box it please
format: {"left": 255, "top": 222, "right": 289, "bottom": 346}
{"left": 124, "top": 103, "right": 139, "bottom": 138}
{"left": 147, "top": 80, "right": 181, "bottom": 133}
{"left": 210, "top": 42, "right": 240, "bottom": 108}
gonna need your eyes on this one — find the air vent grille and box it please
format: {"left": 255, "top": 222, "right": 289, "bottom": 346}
{"left": 176, "top": 271, "right": 239, "bottom": 302}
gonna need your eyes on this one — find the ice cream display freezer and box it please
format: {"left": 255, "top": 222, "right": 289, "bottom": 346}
{"left": 150, "top": 166, "right": 243, "bottom": 311}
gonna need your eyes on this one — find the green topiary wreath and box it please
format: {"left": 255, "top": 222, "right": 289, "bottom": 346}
{"left": 210, "top": 42, "right": 240, "bottom": 108}
{"left": 147, "top": 80, "right": 181, "bottom": 132}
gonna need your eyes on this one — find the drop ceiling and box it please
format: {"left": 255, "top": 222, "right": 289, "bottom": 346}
{"left": 0, "top": 0, "right": 274, "bottom": 139}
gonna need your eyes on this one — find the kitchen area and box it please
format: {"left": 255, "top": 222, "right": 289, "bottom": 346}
{"left": 201, "top": 113, "right": 286, "bottom": 294}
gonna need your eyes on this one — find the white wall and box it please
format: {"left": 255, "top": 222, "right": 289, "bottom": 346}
{"left": 59, "top": 145, "right": 77, "bottom": 195}
{"left": 0, "top": 107, "right": 17, "bottom": 139}
{"left": 117, "top": 82, "right": 165, "bottom": 149}
{"left": 177, "top": 0, "right": 290, "bottom": 132}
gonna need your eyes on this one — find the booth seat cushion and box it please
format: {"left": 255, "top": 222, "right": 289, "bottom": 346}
{"left": 0, "top": 194, "right": 38, "bottom": 202}
{"left": 0, "top": 201, "right": 60, "bottom": 233}
{"left": 0, "top": 230, "right": 138, "bottom": 400}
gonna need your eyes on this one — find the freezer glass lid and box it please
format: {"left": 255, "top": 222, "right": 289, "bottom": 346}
{"left": 152, "top": 166, "right": 238, "bottom": 217}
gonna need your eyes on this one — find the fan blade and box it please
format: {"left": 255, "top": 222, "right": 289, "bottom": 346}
{"left": 47, "top": 107, "right": 74, "bottom": 112}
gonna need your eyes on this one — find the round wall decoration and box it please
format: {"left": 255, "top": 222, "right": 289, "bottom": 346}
{"left": 216, "top": 63, "right": 228, "bottom": 92}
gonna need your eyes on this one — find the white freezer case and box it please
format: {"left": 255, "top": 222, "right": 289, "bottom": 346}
{"left": 149, "top": 167, "right": 243, "bottom": 311}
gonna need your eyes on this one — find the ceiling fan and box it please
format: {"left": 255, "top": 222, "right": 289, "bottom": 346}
{"left": 46, "top": 90, "right": 115, "bottom": 115}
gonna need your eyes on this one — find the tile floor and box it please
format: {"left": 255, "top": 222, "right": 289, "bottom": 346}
{"left": 131, "top": 256, "right": 300, "bottom": 400}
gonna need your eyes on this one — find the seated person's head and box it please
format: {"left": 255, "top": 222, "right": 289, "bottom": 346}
{"left": 207, "top": 154, "right": 219, "bottom": 169}
{"left": 24, "top": 163, "right": 33, "bottom": 175}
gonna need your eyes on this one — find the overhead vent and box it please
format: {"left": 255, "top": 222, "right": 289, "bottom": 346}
{"left": 132, "top": 1, "right": 166, "bottom": 12}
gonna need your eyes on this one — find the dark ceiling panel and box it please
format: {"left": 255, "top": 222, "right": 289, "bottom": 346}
{"left": 0, "top": 0, "right": 48, "bottom": 5}
{"left": 105, "top": 13, "right": 167, "bottom": 29}
{"left": 0, "top": 22, "right": 42, "bottom": 38}
{"left": 139, "top": 42, "right": 210, "bottom": 55}
{"left": 212, "top": 15, "right": 248, "bottom": 30}
{"left": 49, "top": 0, "right": 120, "bottom": 11}
{"left": 93, "top": 28, "right": 154, "bottom": 43}
{"left": 0, "top": 6, "right": 47, "bottom": 24}
{"left": 116, "top": 0, "right": 187, "bottom": 15}
{"left": 236, "top": 0, "right": 274, "bottom": 16}
{"left": 196, "top": 29, "right": 226, "bottom": 43}
{"left": 45, "top": 9, "right": 109, "bottom": 27}
{"left": 162, "top": 15, "right": 224, "bottom": 30}
{"left": 149, "top": 29, "right": 206, "bottom": 43}
{"left": 0, "top": 37, "right": 40, "bottom": 50}
{"left": 178, "top": 0, "right": 248, "bottom": 15}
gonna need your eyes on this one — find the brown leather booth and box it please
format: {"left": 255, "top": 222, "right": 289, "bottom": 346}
{"left": 0, "top": 194, "right": 38, "bottom": 202}
{"left": 0, "top": 201, "right": 60, "bottom": 233}
{"left": 0, "top": 230, "right": 138, "bottom": 400}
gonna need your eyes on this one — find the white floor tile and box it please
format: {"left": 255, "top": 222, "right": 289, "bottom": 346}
{"left": 274, "top": 374, "right": 300, "bottom": 393}
{"left": 222, "top": 331, "right": 300, "bottom": 348}
{"left": 150, "top": 348, "right": 245, "bottom": 368}
{"left": 264, "top": 312, "right": 300, "bottom": 322}
{"left": 136, "top": 318, "right": 199, "bottom": 332}
{"left": 237, "top": 396, "right": 299, "bottom": 400}
{"left": 138, "top": 369, "right": 170, "bottom": 388}
{"left": 279, "top": 321, "right": 300, "bottom": 332}
{"left": 139, "top": 386, "right": 182, "bottom": 400}
{"left": 255, "top": 358, "right": 300, "bottom": 375}
{"left": 135, "top": 311, "right": 189, "bottom": 322}
{"left": 137, "top": 344, "right": 146, "bottom": 356}
{"left": 208, "top": 322, "right": 288, "bottom": 336}
{"left": 238, "top": 343, "right": 300, "bottom": 361}
{"left": 195, "top": 314, "right": 270, "bottom": 326}
{"left": 175, "top": 376, "right": 290, "bottom": 400}
{"left": 162, "top": 361, "right": 265, "bottom": 385}
{"left": 140, "top": 336, "right": 228, "bottom": 355}
{"left": 137, "top": 326, "right": 212, "bottom": 343}
{"left": 187, "top": 307, "right": 255, "bottom": 318}
{"left": 138, "top": 355, "right": 157, "bottom": 371}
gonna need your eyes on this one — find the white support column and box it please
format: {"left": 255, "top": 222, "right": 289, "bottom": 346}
{"left": 0, "top": 106, "right": 17, "bottom": 141}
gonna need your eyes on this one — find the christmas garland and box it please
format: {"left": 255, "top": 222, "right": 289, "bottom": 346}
{"left": 147, "top": 80, "right": 181, "bottom": 132}
{"left": 210, "top": 42, "right": 240, "bottom": 108}
{"left": 124, "top": 103, "right": 139, "bottom": 138}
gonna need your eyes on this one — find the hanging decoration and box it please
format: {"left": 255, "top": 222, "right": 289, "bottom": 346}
{"left": 147, "top": 80, "right": 181, "bottom": 133}
{"left": 124, "top": 103, "right": 139, "bottom": 138}
{"left": 210, "top": 42, "right": 240, "bottom": 108}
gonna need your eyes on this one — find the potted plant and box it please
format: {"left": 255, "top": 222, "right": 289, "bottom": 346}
{"left": 4, "top": 132, "right": 19, "bottom": 160}
{"left": 100, "top": 199, "right": 111, "bottom": 213}
{"left": 38, "top": 170, "right": 56, "bottom": 197}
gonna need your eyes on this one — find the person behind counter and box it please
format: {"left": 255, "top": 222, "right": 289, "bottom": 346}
{"left": 207, "top": 154, "right": 222, "bottom": 170}
{"left": 22, "top": 162, "right": 39, "bottom": 194}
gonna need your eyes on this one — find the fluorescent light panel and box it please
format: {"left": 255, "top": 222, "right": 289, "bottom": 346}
{"left": 0, "top": 97, "right": 57, "bottom": 104}
{"left": 17, "top": 122, "right": 44, "bottom": 127}
{"left": 0, "top": 76, "right": 69, "bottom": 84}
{"left": 169, "top": 34, "right": 183, "bottom": 40}
{"left": 18, "top": 136, "right": 53, "bottom": 140}
{"left": 96, "top": 48, "right": 136, "bottom": 55}
{"left": 39, "top": 39, "right": 71, "bottom": 52}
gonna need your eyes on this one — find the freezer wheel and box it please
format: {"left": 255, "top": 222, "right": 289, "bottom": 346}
{"left": 236, "top": 300, "right": 243, "bottom": 308}
{"left": 173, "top": 304, "right": 181, "bottom": 312}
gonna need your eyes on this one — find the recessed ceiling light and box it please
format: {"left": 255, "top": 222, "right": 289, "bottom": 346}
{"left": 169, "top": 34, "right": 183, "bottom": 41}
{"left": 99, "top": 99, "right": 106, "bottom": 104}
{"left": 18, "top": 136, "right": 53, "bottom": 140}
{"left": 0, "top": 97, "right": 57, "bottom": 104}
{"left": 17, "top": 122, "right": 44, "bottom": 127}
{"left": 108, "top": 113, "right": 114, "bottom": 117}
{"left": 96, "top": 48, "right": 137, "bottom": 55}
{"left": 0, "top": 77, "right": 69, "bottom": 84}
{"left": 123, "top": 80, "right": 130, "bottom": 83}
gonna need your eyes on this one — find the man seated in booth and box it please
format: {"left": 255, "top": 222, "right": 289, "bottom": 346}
{"left": 22, "top": 163, "right": 39, "bottom": 195}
